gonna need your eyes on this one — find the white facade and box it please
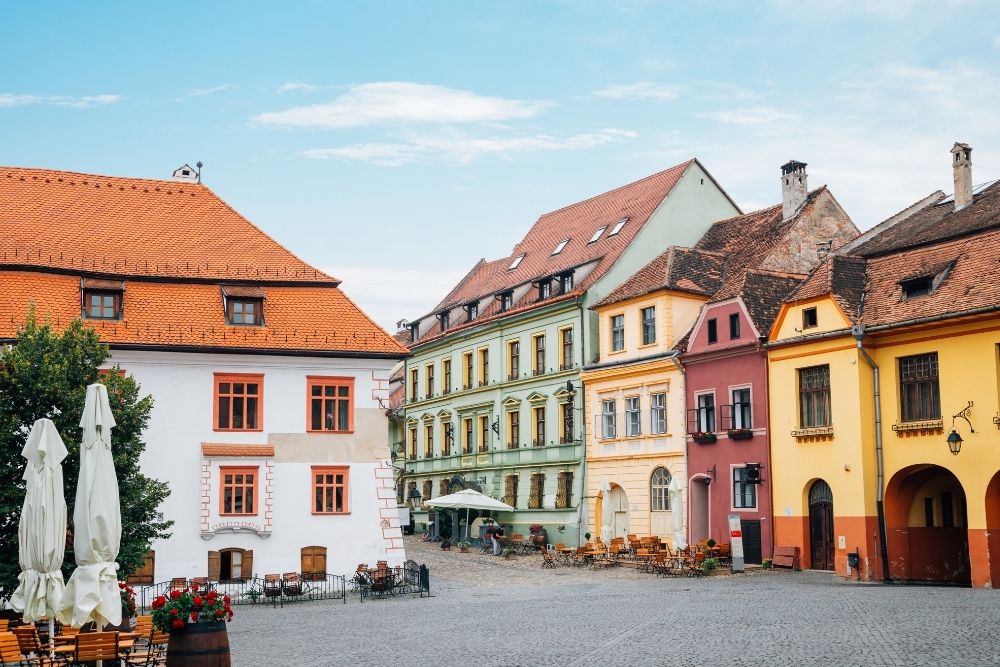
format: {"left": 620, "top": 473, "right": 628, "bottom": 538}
{"left": 110, "top": 349, "right": 405, "bottom": 583}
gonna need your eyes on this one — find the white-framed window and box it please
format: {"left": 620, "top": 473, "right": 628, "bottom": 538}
{"left": 552, "top": 239, "right": 570, "bottom": 255}
{"left": 650, "top": 392, "right": 667, "bottom": 434}
{"left": 731, "top": 387, "right": 752, "bottom": 430}
{"left": 611, "top": 315, "right": 625, "bottom": 352}
{"left": 733, "top": 466, "right": 757, "bottom": 509}
{"left": 650, "top": 467, "right": 671, "bottom": 511}
{"left": 625, "top": 396, "right": 641, "bottom": 436}
{"left": 589, "top": 226, "right": 608, "bottom": 243}
{"left": 608, "top": 216, "right": 629, "bottom": 237}
{"left": 601, "top": 399, "right": 616, "bottom": 439}
{"left": 695, "top": 392, "right": 715, "bottom": 433}
{"left": 509, "top": 254, "right": 525, "bottom": 270}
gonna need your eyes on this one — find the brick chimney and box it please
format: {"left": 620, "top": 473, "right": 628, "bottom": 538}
{"left": 781, "top": 160, "right": 808, "bottom": 221}
{"left": 951, "top": 142, "right": 972, "bottom": 211}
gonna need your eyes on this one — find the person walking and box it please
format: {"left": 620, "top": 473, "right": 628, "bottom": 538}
{"left": 492, "top": 523, "right": 504, "bottom": 556}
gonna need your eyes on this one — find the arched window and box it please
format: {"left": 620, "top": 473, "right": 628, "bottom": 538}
{"left": 809, "top": 479, "right": 833, "bottom": 506}
{"left": 651, "top": 467, "right": 672, "bottom": 511}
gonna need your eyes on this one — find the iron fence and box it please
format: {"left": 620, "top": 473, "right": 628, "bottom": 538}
{"left": 136, "top": 573, "right": 347, "bottom": 612}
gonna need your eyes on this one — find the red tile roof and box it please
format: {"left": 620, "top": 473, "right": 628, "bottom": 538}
{"left": 0, "top": 167, "right": 335, "bottom": 283}
{"left": 201, "top": 443, "right": 274, "bottom": 457}
{"left": 594, "top": 246, "right": 727, "bottom": 308}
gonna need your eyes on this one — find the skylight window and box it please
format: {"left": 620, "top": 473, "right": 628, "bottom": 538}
{"left": 588, "top": 226, "right": 608, "bottom": 243}
{"left": 552, "top": 239, "right": 570, "bottom": 256}
{"left": 608, "top": 217, "right": 629, "bottom": 237}
{"left": 509, "top": 254, "right": 525, "bottom": 270}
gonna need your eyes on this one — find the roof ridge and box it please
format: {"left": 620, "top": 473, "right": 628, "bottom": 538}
{"left": 1, "top": 165, "right": 208, "bottom": 187}
{"left": 536, "top": 160, "right": 694, "bottom": 219}
{"left": 745, "top": 267, "right": 809, "bottom": 279}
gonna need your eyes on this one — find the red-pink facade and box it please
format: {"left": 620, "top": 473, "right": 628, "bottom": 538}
{"left": 683, "top": 298, "right": 772, "bottom": 563}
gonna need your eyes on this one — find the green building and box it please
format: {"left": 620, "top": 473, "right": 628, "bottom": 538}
{"left": 397, "top": 160, "right": 739, "bottom": 545}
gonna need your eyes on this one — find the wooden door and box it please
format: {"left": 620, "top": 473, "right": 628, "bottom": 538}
{"left": 301, "top": 546, "right": 327, "bottom": 580}
{"left": 809, "top": 480, "right": 835, "bottom": 570}
{"left": 208, "top": 551, "right": 221, "bottom": 581}
{"left": 740, "top": 520, "right": 762, "bottom": 564}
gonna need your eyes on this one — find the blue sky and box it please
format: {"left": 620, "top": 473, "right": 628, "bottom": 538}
{"left": 3, "top": 1, "right": 999, "bottom": 329}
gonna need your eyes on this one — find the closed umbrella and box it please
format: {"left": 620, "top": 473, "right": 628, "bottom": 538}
{"left": 668, "top": 475, "right": 687, "bottom": 551}
{"left": 57, "top": 384, "right": 122, "bottom": 629}
{"left": 11, "top": 418, "right": 68, "bottom": 652}
{"left": 599, "top": 478, "right": 612, "bottom": 545}
{"left": 426, "top": 489, "right": 514, "bottom": 541}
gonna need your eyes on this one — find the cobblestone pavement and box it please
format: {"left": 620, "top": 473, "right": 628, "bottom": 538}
{"left": 230, "top": 537, "right": 1000, "bottom": 666}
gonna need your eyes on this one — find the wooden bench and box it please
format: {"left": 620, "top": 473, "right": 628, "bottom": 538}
{"left": 773, "top": 546, "right": 800, "bottom": 569}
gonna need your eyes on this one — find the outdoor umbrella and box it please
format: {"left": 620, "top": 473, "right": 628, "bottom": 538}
{"left": 426, "top": 489, "right": 514, "bottom": 541}
{"left": 599, "top": 478, "right": 613, "bottom": 545}
{"left": 10, "top": 418, "right": 68, "bottom": 652}
{"left": 668, "top": 475, "right": 687, "bottom": 551}
{"left": 57, "top": 383, "right": 122, "bottom": 629}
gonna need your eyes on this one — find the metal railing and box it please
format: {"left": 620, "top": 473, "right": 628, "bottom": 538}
{"left": 136, "top": 573, "right": 347, "bottom": 611}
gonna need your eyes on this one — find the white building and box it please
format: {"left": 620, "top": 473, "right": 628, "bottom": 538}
{"left": 0, "top": 165, "right": 409, "bottom": 584}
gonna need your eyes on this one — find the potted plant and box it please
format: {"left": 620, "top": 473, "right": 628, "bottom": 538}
{"left": 113, "top": 582, "right": 137, "bottom": 631}
{"left": 706, "top": 538, "right": 717, "bottom": 549}
{"left": 151, "top": 583, "right": 234, "bottom": 664}
{"left": 702, "top": 557, "right": 719, "bottom": 572}
{"left": 529, "top": 524, "right": 546, "bottom": 549}
{"left": 692, "top": 431, "right": 717, "bottom": 444}
{"left": 584, "top": 532, "right": 591, "bottom": 544}
{"left": 441, "top": 538, "right": 452, "bottom": 551}
{"left": 727, "top": 428, "right": 753, "bottom": 440}
{"left": 762, "top": 558, "right": 773, "bottom": 570}
{"left": 457, "top": 540, "right": 472, "bottom": 553}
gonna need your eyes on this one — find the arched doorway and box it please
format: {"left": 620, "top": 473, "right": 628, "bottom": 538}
{"left": 986, "top": 471, "right": 1000, "bottom": 587}
{"left": 689, "top": 476, "right": 710, "bottom": 544}
{"left": 606, "top": 485, "right": 629, "bottom": 538}
{"left": 885, "top": 465, "right": 970, "bottom": 584}
{"left": 808, "top": 480, "right": 834, "bottom": 571}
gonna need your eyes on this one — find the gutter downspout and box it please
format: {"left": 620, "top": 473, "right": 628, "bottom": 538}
{"left": 668, "top": 354, "right": 687, "bottom": 546}
{"left": 759, "top": 337, "right": 777, "bottom": 562}
{"left": 852, "top": 325, "right": 891, "bottom": 583}
{"left": 578, "top": 297, "right": 588, "bottom": 545}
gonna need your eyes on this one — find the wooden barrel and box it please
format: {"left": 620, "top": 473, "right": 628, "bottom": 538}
{"left": 166, "top": 621, "right": 231, "bottom": 666}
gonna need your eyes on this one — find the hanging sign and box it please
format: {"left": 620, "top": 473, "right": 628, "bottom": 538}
{"left": 728, "top": 513, "right": 745, "bottom": 573}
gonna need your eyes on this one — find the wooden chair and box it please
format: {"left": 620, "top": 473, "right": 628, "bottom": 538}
{"left": 126, "top": 628, "right": 169, "bottom": 666}
{"left": 0, "top": 632, "right": 26, "bottom": 666}
{"left": 190, "top": 576, "right": 211, "bottom": 591}
{"left": 263, "top": 573, "right": 282, "bottom": 598}
{"left": 169, "top": 577, "right": 187, "bottom": 591}
{"left": 68, "top": 631, "right": 119, "bottom": 666}
{"left": 687, "top": 551, "right": 707, "bottom": 576}
{"left": 541, "top": 551, "right": 557, "bottom": 569}
{"left": 281, "top": 572, "right": 304, "bottom": 596}
{"left": 0, "top": 620, "right": 8, "bottom": 633}
{"left": 13, "top": 625, "right": 46, "bottom": 663}
{"left": 134, "top": 615, "right": 153, "bottom": 641}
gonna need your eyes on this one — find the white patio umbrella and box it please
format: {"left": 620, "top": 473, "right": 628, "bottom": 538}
{"left": 668, "top": 475, "right": 687, "bottom": 551}
{"left": 10, "top": 418, "right": 68, "bottom": 653}
{"left": 599, "top": 479, "right": 613, "bottom": 546}
{"left": 426, "top": 489, "right": 514, "bottom": 541}
{"left": 57, "top": 384, "right": 122, "bottom": 629}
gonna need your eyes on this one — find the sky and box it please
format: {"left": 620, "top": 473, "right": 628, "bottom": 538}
{"left": 3, "top": 1, "right": 999, "bottom": 331}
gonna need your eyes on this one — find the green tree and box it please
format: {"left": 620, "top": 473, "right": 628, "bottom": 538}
{"left": 0, "top": 311, "right": 172, "bottom": 596}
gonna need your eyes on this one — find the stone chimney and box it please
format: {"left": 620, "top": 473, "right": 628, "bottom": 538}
{"left": 781, "top": 160, "right": 808, "bottom": 221}
{"left": 951, "top": 142, "right": 972, "bottom": 211}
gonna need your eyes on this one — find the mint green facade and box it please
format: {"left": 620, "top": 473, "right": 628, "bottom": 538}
{"left": 399, "top": 162, "right": 740, "bottom": 545}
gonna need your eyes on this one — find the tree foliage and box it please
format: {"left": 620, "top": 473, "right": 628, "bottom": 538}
{"left": 0, "top": 311, "right": 172, "bottom": 595}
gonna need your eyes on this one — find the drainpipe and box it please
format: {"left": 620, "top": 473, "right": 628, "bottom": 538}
{"left": 852, "top": 325, "right": 891, "bottom": 583}
{"left": 668, "top": 354, "right": 687, "bottom": 544}
{"left": 759, "top": 336, "right": 776, "bottom": 562}
{"left": 577, "top": 297, "right": 587, "bottom": 545}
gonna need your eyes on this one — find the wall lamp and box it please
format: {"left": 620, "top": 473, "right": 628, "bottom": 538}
{"left": 947, "top": 401, "right": 974, "bottom": 455}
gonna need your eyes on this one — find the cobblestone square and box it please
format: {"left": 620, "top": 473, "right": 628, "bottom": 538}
{"left": 229, "top": 537, "right": 999, "bottom": 666}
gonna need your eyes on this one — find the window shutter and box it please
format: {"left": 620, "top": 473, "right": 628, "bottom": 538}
{"left": 555, "top": 473, "right": 567, "bottom": 509}
{"left": 242, "top": 550, "right": 254, "bottom": 580}
{"left": 315, "top": 548, "right": 327, "bottom": 576}
{"left": 207, "top": 551, "right": 221, "bottom": 581}
{"left": 301, "top": 547, "right": 313, "bottom": 573}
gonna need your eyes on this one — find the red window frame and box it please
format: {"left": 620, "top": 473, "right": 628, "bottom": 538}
{"left": 307, "top": 376, "right": 355, "bottom": 433}
{"left": 220, "top": 466, "right": 258, "bottom": 516}
{"left": 214, "top": 373, "right": 264, "bottom": 432}
{"left": 312, "top": 466, "right": 349, "bottom": 514}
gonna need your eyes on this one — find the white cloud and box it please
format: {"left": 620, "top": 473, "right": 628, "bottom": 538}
{"left": 593, "top": 81, "right": 678, "bottom": 101}
{"left": 302, "top": 128, "right": 638, "bottom": 166}
{"left": 253, "top": 82, "right": 551, "bottom": 128}
{"left": 328, "top": 265, "right": 468, "bottom": 332}
{"left": 189, "top": 84, "right": 232, "bottom": 96}
{"left": 699, "top": 106, "right": 800, "bottom": 126}
{"left": 276, "top": 82, "right": 319, "bottom": 94}
{"left": 0, "top": 93, "right": 122, "bottom": 108}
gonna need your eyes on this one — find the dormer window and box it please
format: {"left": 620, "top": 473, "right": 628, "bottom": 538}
{"left": 410, "top": 322, "right": 420, "bottom": 342}
{"left": 465, "top": 302, "right": 478, "bottom": 320}
{"left": 499, "top": 291, "right": 513, "bottom": 312}
{"left": 901, "top": 277, "right": 932, "bottom": 300}
{"left": 552, "top": 239, "right": 570, "bottom": 256}
{"left": 509, "top": 254, "right": 525, "bottom": 270}
{"left": 222, "top": 286, "right": 265, "bottom": 326}
{"left": 81, "top": 278, "right": 124, "bottom": 320}
{"left": 608, "top": 217, "right": 629, "bottom": 237}
{"left": 439, "top": 311, "right": 450, "bottom": 331}
{"left": 588, "top": 226, "right": 608, "bottom": 243}
{"left": 538, "top": 279, "right": 551, "bottom": 300}
{"left": 558, "top": 271, "right": 574, "bottom": 294}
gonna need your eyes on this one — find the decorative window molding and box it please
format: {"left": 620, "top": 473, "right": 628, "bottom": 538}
{"left": 213, "top": 373, "right": 263, "bottom": 431}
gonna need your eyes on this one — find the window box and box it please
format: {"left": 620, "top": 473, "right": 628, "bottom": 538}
{"left": 727, "top": 428, "right": 754, "bottom": 441}
{"left": 691, "top": 432, "right": 717, "bottom": 444}
{"left": 791, "top": 426, "right": 834, "bottom": 439}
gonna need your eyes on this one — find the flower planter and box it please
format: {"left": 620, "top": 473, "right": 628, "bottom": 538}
{"left": 727, "top": 429, "right": 753, "bottom": 440}
{"left": 692, "top": 433, "right": 717, "bottom": 444}
{"left": 165, "top": 620, "right": 231, "bottom": 666}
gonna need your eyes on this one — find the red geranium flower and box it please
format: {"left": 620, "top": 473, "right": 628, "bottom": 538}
{"left": 172, "top": 619, "right": 185, "bottom": 630}
{"left": 193, "top": 596, "right": 203, "bottom": 607}
{"left": 191, "top": 583, "right": 199, "bottom": 592}
{"left": 151, "top": 596, "right": 166, "bottom": 609}
{"left": 223, "top": 595, "right": 230, "bottom": 604}
{"left": 170, "top": 590, "right": 182, "bottom": 600}
{"left": 190, "top": 612, "right": 199, "bottom": 622}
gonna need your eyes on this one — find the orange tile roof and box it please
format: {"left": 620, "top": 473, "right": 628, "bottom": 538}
{"left": 0, "top": 270, "right": 408, "bottom": 355}
{"left": 201, "top": 443, "right": 274, "bottom": 457}
{"left": 0, "top": 167, "right": 335, "bottom": 283}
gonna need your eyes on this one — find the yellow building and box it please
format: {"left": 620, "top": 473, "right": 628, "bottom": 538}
{"left": 582, "top": 247, "right": 723, "bottom": 542}
{"left": 768, "top": 145, "right": 1000, "bottom": 586}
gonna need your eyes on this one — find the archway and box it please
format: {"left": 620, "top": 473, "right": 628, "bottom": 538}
{"left": 983, "top": 471, "right": 1000, "bottom": 587}
{"left": 689, "top": 476, "right": 710, "bottom": 545}
{"left": 603, "top": 484, "right": 629, "bottom": 539}
{"left": 885, "top": 464, "right": 970, "bottom": 584}
{"left": 808, "top": 479, "right": 834, "bottom": 571}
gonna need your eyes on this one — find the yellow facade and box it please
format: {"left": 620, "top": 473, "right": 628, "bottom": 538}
{"left": 769, "top": 296, "right": 1000, "bottom": 586}
{"left": 582, "top": 290, "right": 705, "bottom": 543}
